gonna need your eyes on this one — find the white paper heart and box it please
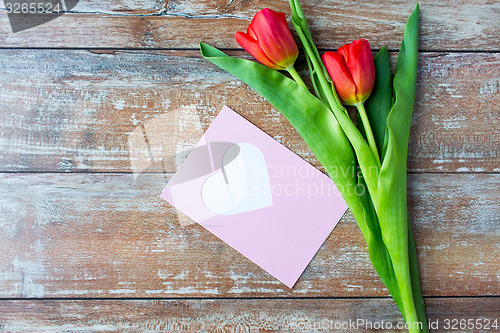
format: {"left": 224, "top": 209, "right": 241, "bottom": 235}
{"left": 201, "top": 143, "right": 272, "bottom": 215}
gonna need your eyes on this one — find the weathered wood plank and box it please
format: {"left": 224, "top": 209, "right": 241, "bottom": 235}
{"left": 0, "top": 0, "right": 498, "bottom": 50}
{"left": 0, "top": 50, "right": 498, "bottom": 173}
{"left": 0, "top": 298, "right": 498, "bottom": 333}
{"left": 0, "top": 173, "right": 498, "bottom": 298}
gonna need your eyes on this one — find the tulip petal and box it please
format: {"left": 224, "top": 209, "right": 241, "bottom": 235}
{"left": 247, "top": 25, "right": 257, "bottom": 40}
{"left": 322, "top": 51, "right": 358, "bottom": 105}
{"left": 235, "top": 31, "right": 280, "bottom": 69}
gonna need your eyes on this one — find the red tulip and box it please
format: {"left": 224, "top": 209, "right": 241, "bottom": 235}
{"left": 235, "top": 8, "right": 299, "bottom": 71}
{"left": 322, "top": 39, "right": 375, "bottom": 105}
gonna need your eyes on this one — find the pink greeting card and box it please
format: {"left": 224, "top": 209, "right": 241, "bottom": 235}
{"left": 161, "top": 106, "right": 347, "bottom": 288}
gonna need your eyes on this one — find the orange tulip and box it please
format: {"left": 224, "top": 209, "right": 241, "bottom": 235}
{"left": 322, "top": 39, "right": 375, "bottom": 105}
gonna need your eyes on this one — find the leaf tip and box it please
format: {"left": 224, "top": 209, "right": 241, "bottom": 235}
{"left": 199, "top": 42, "right": 213, "bottom": 58}
{"left": 413, "top": 3, "right": 420, "bottom": 18}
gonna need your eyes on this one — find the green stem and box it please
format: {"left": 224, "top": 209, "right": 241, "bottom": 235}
{"left": 286, "top": 65, "right": 307, "bottom": 89}
{"left": 356, "top": 102, "right": 381, "bottom": 167}
{"left": 295, "top": 29, "right": 337, "bottom": 110}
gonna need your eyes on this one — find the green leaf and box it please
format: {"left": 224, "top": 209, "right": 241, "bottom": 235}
{"left": 355, "top": 170, "right": 405, "bottom": 318}
{"left": 365, "top": 46, "right": 393, "bottom": 160}
{"left": 408, "top": 219, "right": 429, "bottom": 333}
{"left": 375, "top": 4, "right": 422, "bottom": 328}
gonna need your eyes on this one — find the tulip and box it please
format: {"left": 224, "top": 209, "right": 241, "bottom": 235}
{"left": 322, "top": 39, "right": 380, "bottom": 165}
{"left": 235, "top": 8, "right": 306, "bottom": 88}
{"left": 322, "top": 39, "right": 375, "bottom": 105}
{"left": 202, "top": 2, "right": 425, "bottom": 331}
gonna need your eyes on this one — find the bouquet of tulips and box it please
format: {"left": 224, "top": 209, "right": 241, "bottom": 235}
{"left": 200, "top": 0, "right": 427, "bottom": 331}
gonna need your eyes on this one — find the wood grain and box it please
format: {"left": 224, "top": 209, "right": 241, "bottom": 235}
{"left": 0, "top": 173, "right": 498, "bottom": 298}
{"left": 0, "top": 50, "right": 498, "bottom": 173}
{"left": 0, "top": 0, "right": 498, "bottom": 50}
{"left": 1, "top": 0, "right": 497, "bottom": 327}
{"left": 0, "top": 298, "right": 498, "bottom": 333}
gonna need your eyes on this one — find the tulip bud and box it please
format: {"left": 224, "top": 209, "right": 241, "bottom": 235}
{"left": 322, "top": 39, "right": 375, "bottom": 105}
{"left": 235, "top": 8, "right": 299, "bottom": 71}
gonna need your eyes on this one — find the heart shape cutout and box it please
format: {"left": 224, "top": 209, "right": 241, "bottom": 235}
{"left": 7, "top": 0, "right": 80, "bottom": 33}
{"left": 201, "top": 143, "right": 272, "bottom": 215}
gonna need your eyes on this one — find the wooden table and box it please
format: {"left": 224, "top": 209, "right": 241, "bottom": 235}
{"left": 0, "top": 1, "right": 499, "bottom": 332}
